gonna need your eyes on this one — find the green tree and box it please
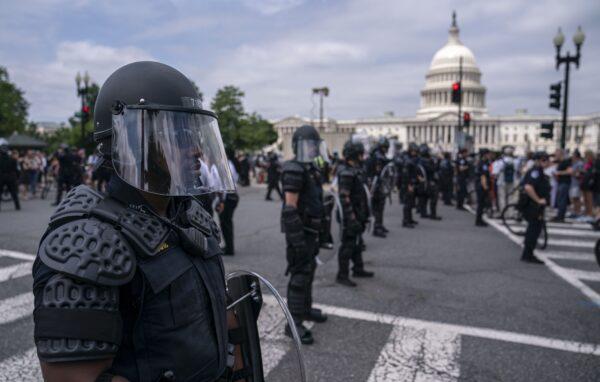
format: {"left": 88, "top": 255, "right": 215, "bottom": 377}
{"left": 210, "top": 85, "right": 276, "bottom": 151}
{"left": 0, "top": 66, "right": 29, "bottom": 137}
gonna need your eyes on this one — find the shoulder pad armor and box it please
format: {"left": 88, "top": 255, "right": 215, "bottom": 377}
{"left": 38, "top": 218, "right": 135, "bottom": 286}
{"left": 282, "top": 160, "right": 304, "bottom": 174}
{"left": 48, "top": 185, "right": 170, "bottom": 257}
{"left": 282, "top": 160, "right": 305, "bottom": 193}
{"left": 182, "top": 198, "right": 221, "bottom": 238}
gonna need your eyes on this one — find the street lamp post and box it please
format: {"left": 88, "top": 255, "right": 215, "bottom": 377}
{"left": 75, "top": 71, "right": 91, "bottom": 148}
{"left": 553, "top": 26, "right": 585, "bottom": 150}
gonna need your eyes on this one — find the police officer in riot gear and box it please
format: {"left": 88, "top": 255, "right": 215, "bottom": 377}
{"left": 475, "top": 148, "right": 492, "bottom": 227}
{"left": 401, "top": 143, "right": 419, "bottom": 228}
{"left": 281, "top": 125, "right": 328, "bottom": 345}
{"left": 455, "top": 148, "right": 470, "bottom": 210}
{"left": 32, "top": 62, "right": 250, "bottom": 382}
{"left": 366, "top": 137, "right": 390, "bottom": 238}
{"left": 520, "top": 152, "right": 551, "bottom": 264}
{"left": 336, "top": 140, "right": 374, "bottom": 287}
{"left": 439, "top": 152, "right": 454, "bottom": 206}
{"left": 417, "top": 145, "right": 442, "bottom": 220}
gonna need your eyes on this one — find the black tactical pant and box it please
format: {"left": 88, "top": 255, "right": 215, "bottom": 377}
{"left": 440, "top": 179, "right": 453, "bottom": 205}
{"left": 523, "top": 216, "right": 543, "bottom": 259}
{"left": 219, "top": 195, "right": 238, "bottom": 255}
{"left": 287, "top": 232, "right": 318, "bottom": 324}
{"left": 337, "top": 229, "right": 364, "bottom": 278}
{"left": 456, "top": 178, "right": 467, "bottom": 208}
{"left": 476, "top": 186, "right": 488, "bottom": 223}
{"left": 0, "top": 177, "right": 20, "bottom": 211}
{"left": 429, "top": 183, "right": 439, "bottom": 217}
{"left": 417, "top": 188, "right": 429, "bottom": 217}
{"left": 372, "top": 195, "right": 385, "bottom": 229}
{"left": 320, "top": 195, "right": 335, "bottom": 246}
{"left": 266, "top": 181, "right": 282, "bottom": 200}
{"left": 402, "top": 188, "right": 415, "bottom": 223}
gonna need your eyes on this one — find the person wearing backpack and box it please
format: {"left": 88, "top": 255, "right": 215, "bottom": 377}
{"left": 494, "top": 146, "right": 517, "bottom": 215}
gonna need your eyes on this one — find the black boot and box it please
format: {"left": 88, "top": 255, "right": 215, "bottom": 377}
{"left": 475, "top": 220, "right": 488, "bottom": 227}
{"left": 305, "top": 308, "right": 328, "bottom": 323}
{"left": 373, "top": 228, "right": 386, "bottom": 238}
{"left": 429, "top": 215, "right": 442, "bottom": 220}
{"left": 381, "top": 226, "right": 390, "bottom": 233}
{"left": 403, "top": 222, "right": 415, "bottom": 228}
{"left": 285, "top": 323, "right": 314, "bottom": 344}
{"left": 353, "top": 269, "right": 374, "bottom": 278}
{"left": 336, "top": 276, "right": 357, "bottom": 287}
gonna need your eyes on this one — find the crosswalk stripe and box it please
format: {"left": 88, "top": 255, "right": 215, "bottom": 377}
{"left": 545, "top": 238, "right": 595, "bottom": 248}
{"left": 367, "top": 325, "right": 460, "bottom": 382}
{"left": 0, "top": 249, "right": 36, "bottom": 262}
{"left": 0, "top": 292, "right": 34, "bottom": 326}
{"left": 543, "top": 252, "right": 596, "bottom": 261}
{"left": 0, "top": 262, "right": 32, "bottom": 283}
{"left": 566, "top": 268, "right": 600, "bottom": 282}
{"left": 501, "top": 220, "right": 594, "bottom": 231}
{"left": 506, "top": 225, "right": 600, "bottom": 238}
{"left": 0, "top": 347, "right": 41, "bottom": 382}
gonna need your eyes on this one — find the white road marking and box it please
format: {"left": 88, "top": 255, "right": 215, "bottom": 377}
{"left": 367, "top": 325, "right": 460, "bottom": 382}
{"left": 480, "top": 214, "right": 600, "bottom": 308}
{"left": 312, "top": 300, "right": 600, "bottom": 356}
{"left": 256, "top": 297, "right": 313, "bottom": 377}
{"left": 545, "top": 238, "right": 595, "bottom": 249}
{"left": 0, "top": 347, "right": 41, "bottom": 382}
{"left": 0, "top": 292, "right": 34, "bottom": 325}
{"left": 0, "top": 262, "right": 32, "bottom": 283}
{"left": 543, "top": 251, "right": 596, "bottom": 261}
{"left": 499, "top": 219, "right": 594, "bottom": 231}
{"left": 0, "top": 249, "right": 36, "bottom": 262}
{"left": 566, "top": 269, "right": 600, "bottom": 282}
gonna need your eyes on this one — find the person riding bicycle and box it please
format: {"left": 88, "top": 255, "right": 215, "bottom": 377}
{"left": 519, "top": 152, "right": 551, "bottom": 264}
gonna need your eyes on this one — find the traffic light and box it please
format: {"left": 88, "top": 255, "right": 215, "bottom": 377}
{"left": 463, "top": 112, "right": 471, "bottom": 127}
{"left": 451, "top": 82, "right": 461, "bottom": 104}
{"left": 549, "top": 82, "right": 561, "bottom": 110}
{"left": 540, "top": 122, "right": 554, "bottom": 139}
{"left": 81, "top": 104, "right": 91, "bottom": 122}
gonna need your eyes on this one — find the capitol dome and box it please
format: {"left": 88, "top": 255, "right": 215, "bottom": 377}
{"left": 417, "top": 12, "right": 487, "bottom": 119}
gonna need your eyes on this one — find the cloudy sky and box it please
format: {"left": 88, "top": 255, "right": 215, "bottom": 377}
{"left": 1, "top": 0, "right": 599, "bottom": 123}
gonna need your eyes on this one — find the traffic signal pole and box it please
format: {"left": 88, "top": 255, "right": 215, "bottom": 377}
{"left": 560, "top": 61, "right": 570, "bottom": 150}
{"left": 458, "top": 56, "right": 463, "bottom": 134}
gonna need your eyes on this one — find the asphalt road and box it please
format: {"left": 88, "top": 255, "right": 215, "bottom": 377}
{"left": 0, "top": 186, "right": 599, "bottom": 381}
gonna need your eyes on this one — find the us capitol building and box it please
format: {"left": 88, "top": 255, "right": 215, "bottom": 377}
{"left": 274, "top": 14, "right": 599, "bottom": 158}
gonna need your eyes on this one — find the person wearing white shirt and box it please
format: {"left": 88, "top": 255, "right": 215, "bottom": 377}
{"left": 493, "top": 147, "right": 517, "bottom": 214}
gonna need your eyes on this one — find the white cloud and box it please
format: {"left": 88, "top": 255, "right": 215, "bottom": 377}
{"left": 9, "top": 41, "right": 153, "bottom": 121}
{"left": 241, "top": 0, "right": 304, "bottom": 15}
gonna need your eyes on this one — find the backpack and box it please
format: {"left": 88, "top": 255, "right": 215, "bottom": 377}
{"left": 503, "top": 160, "right": 515, "bottom": 183}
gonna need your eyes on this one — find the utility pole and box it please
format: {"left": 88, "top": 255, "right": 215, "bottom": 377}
{"left": 458, "top": 56, "right": 463, "bottom": 135}
{"left": 312, "top": 87, "right": 329, "bottom": 129}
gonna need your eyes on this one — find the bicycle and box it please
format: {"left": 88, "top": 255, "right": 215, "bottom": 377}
{"left": 501, "top": 202, "right": 548, "bottom": 249}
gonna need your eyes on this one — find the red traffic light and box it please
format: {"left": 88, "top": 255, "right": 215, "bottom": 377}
{"left": 452, "top": 82, "right": 460, "bottom": 91}
{"left": 463, "top": 112, "right": 471, "bottom": 121}
{"left": 82, "top": 105, "right": 90, "bottom": 114}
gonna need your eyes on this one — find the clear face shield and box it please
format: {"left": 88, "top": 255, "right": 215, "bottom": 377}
{"left": 295, "top": 138, "right": 329, "bottom": 164}
{"left": 111, "top": 102, "right": 235, "bottom": 196}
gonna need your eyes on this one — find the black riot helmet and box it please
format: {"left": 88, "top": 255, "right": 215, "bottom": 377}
{"left": 378, "top": 137, "right": 390, "bottom": 153}
{"left": 291, "top": 125, "right": 328, "bottom": 163}
{"left": 418, "top": 143, "right": 430, "bottom": 157}
{"left": 342, "top": 140, "right": 361, "bottom": 161}
{"left": 94, "top": 61, "right": 234, "bottom": 196}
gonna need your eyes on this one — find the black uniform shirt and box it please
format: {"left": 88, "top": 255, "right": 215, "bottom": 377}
{"left": 456, "top": 157, "right": 469, "bottom": 179}
{"left": 522, "top": 166, "right": 551, "bottom": 200}
{"left": 475, "top": 160, "right": 490, "bottom": 188}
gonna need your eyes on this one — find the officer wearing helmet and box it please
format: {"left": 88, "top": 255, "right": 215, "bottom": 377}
{"left": 32, "top": 62, "right": 250, "bottom": 382}
{"left": 475, "top": 148, "right": 492, "bottom": 227}
{"left": 336, "top": 140, "right": 374, "bottom": 287}
{"left": 281, "top": 125, "right": 328, "bottom": 344}
{"left": 401, "top": 143, "right": 420, "bottom": 228}
{"left": 366, "top": 137, "right": 390, "bottom": 237}
{"left": 416, "top": 144, "right": 442, "bottom": 220}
